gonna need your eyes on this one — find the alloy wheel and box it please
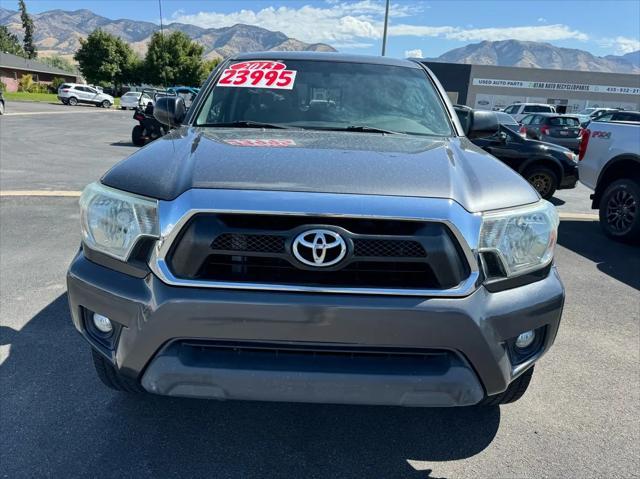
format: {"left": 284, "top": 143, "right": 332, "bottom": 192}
{"left": 606, "top": 187, "right": 637, "bottom": 234}
{"left": 529, "top": 173, "right": 552, "bottom": 198}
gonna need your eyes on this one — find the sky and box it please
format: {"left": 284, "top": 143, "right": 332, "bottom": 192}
{"left": 18, "top": 0, "right": 640, "bottom": 58}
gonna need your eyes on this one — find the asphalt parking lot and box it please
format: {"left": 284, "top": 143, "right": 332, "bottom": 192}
{"left": 1, "top": 100, "right": 638, "bottom": 478}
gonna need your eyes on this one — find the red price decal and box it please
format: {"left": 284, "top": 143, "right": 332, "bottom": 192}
{"left": 217, "top": 61, "right": 297, "bottom": 90}
{"left": 225, "top": 139, "right": 296, "bottom": 147}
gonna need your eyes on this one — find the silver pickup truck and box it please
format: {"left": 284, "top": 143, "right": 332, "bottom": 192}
{"left": 67, "top": 52, "right": 563, "bottom": 408}
{"left": 579, "top": 120, "right": 640, "bottom": 242}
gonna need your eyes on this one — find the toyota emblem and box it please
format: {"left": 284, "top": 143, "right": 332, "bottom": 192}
{"left": 292, "top": 229, "right": 347, "bottom": 267}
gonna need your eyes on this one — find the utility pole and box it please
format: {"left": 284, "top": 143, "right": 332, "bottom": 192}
{"left": 381, "top": 0, "right": 390, "bottom": 56}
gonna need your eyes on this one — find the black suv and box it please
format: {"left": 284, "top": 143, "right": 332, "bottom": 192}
{"left": 455, "top": 106, "right": 578, "bottom": 199}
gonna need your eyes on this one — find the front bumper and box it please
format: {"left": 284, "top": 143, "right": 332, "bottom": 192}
{"left": 67, "top": 251, "right": 564, "bottom": 407}
{"left": 559, "top": 170, "right": 579, "bottom": 189}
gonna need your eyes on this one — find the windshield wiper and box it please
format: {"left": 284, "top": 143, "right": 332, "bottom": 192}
{"left": 199, "top": 121, "right": 293, "bottom": 129}
{"left": 308, "top": 125, "right": 405, "bottom": 135}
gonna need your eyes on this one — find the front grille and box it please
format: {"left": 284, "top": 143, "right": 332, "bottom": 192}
{"left": 353, "top": 239, "right": 426, "bottom": 258}
{"left": 167, "top": 213, "right": 470, "bottom": 291}
{"left": 200, "top": 255, "right": 437, "bottom": 288}
{"left": 211, "top": 233, "right": 285, "bottom": 253}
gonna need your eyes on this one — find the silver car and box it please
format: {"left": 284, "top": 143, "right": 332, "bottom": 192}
{"left": 57, "top": 83, "right": 114, "bottom": 108}
{"left": 120, "top": 91, "right": 153, "bottom": 110}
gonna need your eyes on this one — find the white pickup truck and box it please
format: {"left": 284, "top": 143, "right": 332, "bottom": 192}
{"left": 579, "top": 120, "right": 640, "bottom": 242}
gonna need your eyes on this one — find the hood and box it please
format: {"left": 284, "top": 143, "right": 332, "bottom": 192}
{"left": 526, "top": 138, "right": 574, "bottom": 154}
{"left": 101, "top": 127, "right": 539, "bottom": 213}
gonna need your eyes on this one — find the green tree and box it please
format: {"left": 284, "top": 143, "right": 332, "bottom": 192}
{"left": 0, "top": 25, "right": 26, "bottom": 57}
{"left": 39, "top": 55, "right": 76, "bottom": 74}
{"left": 18, "top": 0, "right": 37, "bottom": 59}
{"left": 201, "top": 58, "right": 221, "bottom": 83}
{"left": 74, "top": 29, "right": 140, "bottom": 90}
{"left": 144, "top": 31, "right": 205, "bottom": 86}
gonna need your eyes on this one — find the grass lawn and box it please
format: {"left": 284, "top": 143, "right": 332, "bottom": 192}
{"left": 3, "top": 91, "right": 59, "bottom": 103}
{"left": 3, "top": 91, "right": 121, "bottom": 107}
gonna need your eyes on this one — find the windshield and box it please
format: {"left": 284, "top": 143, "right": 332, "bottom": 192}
{"left": 124, "top": 92, "right": 141, "bottom": 97}
{"left": 548, "top": 117, "right": 580, "bottom": 126}
{"left": 496, "top": 112, "right": 518, "bottom": 125}
{"left": 195, "top": 59, "right": 453, "bottom": 136}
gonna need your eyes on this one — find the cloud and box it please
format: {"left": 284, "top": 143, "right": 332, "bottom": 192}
{"left": 537, "top": 17, "right": 547, "bottom": 23}
{"left": 443, "top": 24, "right": 589, "bottom": 42}
{"left": 601, "top": 36, "right": 640, "bottom": 55}
{"left": 171, "top": 2, "right": 590, "bottom": 48}
{"left": 404, "top": 48, "right": 423, "bottom": 58}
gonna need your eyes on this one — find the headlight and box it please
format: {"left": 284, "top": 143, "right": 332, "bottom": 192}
{"left": 479, "top": 200, "right": 559, "bottom": 278}
{"left": 80, "top": 182, "right": 158, "bottom": 261}
{"left": 562, "top": 151, "right": 578, "bottom": 163}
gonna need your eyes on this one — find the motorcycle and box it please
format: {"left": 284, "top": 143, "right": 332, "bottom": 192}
{"left": 131, "top": 90, "right": 169, "bottom": 146}
{"left": 131, "top": 88, "right": 198, "bottom": 146}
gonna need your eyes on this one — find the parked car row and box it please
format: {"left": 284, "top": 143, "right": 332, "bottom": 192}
{"left": 454, "top": 105, "right": 578, "bottom": 199}
{"left": 55, "top": 84, "right": 200, "bottom": 112}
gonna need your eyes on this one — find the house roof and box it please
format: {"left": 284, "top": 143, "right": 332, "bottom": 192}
{"left": 0, "top": 52, "right": 78, "bottom": 77}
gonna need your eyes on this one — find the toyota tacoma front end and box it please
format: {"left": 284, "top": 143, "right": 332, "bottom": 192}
{"left": 67, "top": 52, "right": 564, "bottom": 407}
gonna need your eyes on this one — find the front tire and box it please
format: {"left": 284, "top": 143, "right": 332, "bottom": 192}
{"left": 132, "top": 125, "right": 146, "bottom": 146}
{"left": 91, "top": 349, "right": 144, "bottom": 393}
{"left": 480, "top": 366, "right": 534, "bottom": 406}
{"left": 525, "top": 166, "right": 558, "bottom": 199}
{"left": 67, "top": 97, "right": 78, "bottom": 106}
{"left": 102, "top": 100, "right": 111, "bottom": 108}
{"left": 599, "top": 178, "right": 640, "bottom": 243}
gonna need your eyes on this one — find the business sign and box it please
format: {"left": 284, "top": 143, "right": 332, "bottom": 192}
{"left": 473, "top": 78, "right": 640, "bottom": 95}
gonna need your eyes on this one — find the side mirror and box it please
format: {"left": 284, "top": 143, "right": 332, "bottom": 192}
{"left": 468, "top": 110, "right": 499, "bottom": 139}
{"left": 153, "top": 96, "right": 186, "bottom": 127}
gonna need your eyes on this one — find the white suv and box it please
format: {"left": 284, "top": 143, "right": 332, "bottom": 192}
{"left": 503, "top": 103, "right": 556, "bottom": 121}
{"left": 58, "top": 83, "right": 114, "bottom": 108}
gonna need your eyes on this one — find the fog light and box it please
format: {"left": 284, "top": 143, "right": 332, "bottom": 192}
{"left": 93, "top": 313, "right": 113, "bottom": 334}
{"left": 515, "top": 330, "right": 535, "bottom": 349}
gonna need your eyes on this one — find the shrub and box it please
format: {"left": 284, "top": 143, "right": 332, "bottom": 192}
{"left": 50, "top": 77, "right": 66, "bottom": 92}
{"left": 18, "top": 74, "right": 34, "bottom": 92}
{"left": 0, "top": 80, "right": 6, "bottom": 92}
{"left": 30, "top": 82, "right": 49, "bottom": 93}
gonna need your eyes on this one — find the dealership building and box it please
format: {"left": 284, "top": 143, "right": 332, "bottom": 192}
{"left": 422, "top": 61, "right": 640, "bottom": 113}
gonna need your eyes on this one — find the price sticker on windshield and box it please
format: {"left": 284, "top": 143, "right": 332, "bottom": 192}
{"left": 217, "top": 61, "right": 297, "bottom": 90}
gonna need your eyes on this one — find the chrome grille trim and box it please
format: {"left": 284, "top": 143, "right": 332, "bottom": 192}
{"left": 149, "top": 189, "right": 483, "bottom": 297}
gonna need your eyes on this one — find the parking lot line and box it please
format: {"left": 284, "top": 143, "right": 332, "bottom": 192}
{"left": 0, "top": 190, "right": 601, "bottom": 220}
{"left": 3, "top": 110, "right": 120, "bottom": 116}
{"left": 0, "top": 190, "right": 82, "bottom": 197}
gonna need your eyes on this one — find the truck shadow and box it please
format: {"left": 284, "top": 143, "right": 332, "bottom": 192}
{"left": 558, "top": 220, "right": 640, "bottom": 290}
{"left": 1, "top": 293, "right": 500, "bottom": 478}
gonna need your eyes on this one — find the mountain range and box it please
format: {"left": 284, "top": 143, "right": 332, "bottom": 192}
{"left": 427, "top": 39, "right": 640, "bottom": 73}
{"left": 0, "top": 7, "right": 335, "bottom": 60}
{"left": 1, "top": 7, "right": 639, "bottom": 74}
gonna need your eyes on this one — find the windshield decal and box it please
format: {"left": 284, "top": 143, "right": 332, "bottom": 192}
{"left": 224, "top": 138, "right": 296, "bottom": 147}
{"left": 217, "top": 61, "right": 297, "bottom": 90}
